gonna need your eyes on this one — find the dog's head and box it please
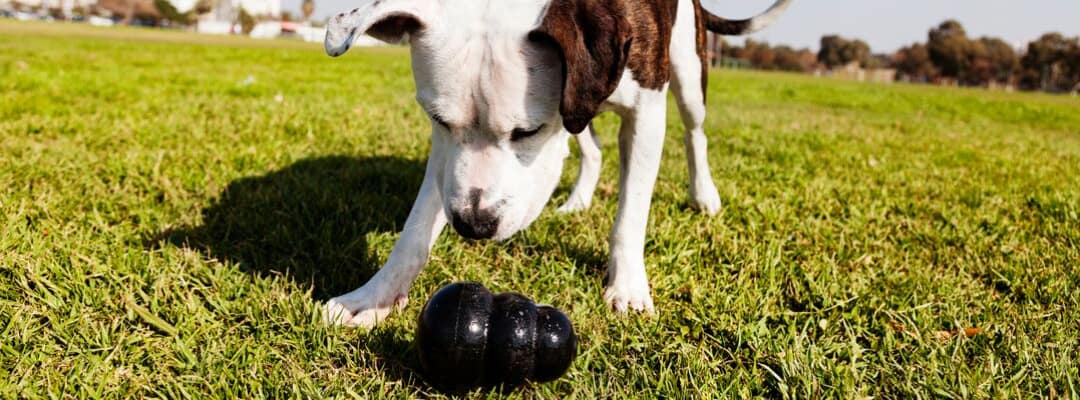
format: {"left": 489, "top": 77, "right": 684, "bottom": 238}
{"left": 326, "top": 0, "right": 630, "bottom": 240}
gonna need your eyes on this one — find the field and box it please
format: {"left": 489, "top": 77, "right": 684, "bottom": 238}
{"left": 1, "top": 20, "right": 1078, "bottom": 398}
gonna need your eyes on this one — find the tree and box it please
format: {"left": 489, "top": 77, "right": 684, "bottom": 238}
{"left": 970, "top": 37, "right": 1018, "bottom": 85}
{"left": 301, "top": 0, "right": 314, "bottom": 21}
{"left": 772, "top": 46, "right": 816, "bottom": 72}
{"left": 238, "top": 7, "right": 255, "bottom": 34}
{"left": 927, "top": 20, "right": 971, "bottom": 80}
{"left": 708, "top": 34, "right": 727, "bottom": 66}
{"left": 1020, "top": 33, "right": 1080, "bottom": 91}
{"left": 818, "top": 35, "right": 871, "bottom": 68}
{"left": 818, "top": 35, "right": 846, "bottom": 67}
{"left": 96, "top": 0, "right": 161, "bottom": 25}
{"left": 893, "top": 43, "right": 936, "bottom": 82}
{"left": 194, "top": 0, "right": 213, "bottom": 14}
{"left": 866, "top": 52, "right": 892, "bottom": 69}
{"left": 719, "top": 36, "right": 738, "bottom": 60}
{"left": 1072, "top": 46, "right": 1080, "bottom": 91}
{"left": 848, "top": 39, "right": 872, "bottom": 67}
{"left": 154, "top": 0, "right": 196, "bottom": 25}
{"left": 744, "top": 39, "right": 777, "bottom": 70}
{"left": 716, "top": 40, "right": 814, "bottom": 72}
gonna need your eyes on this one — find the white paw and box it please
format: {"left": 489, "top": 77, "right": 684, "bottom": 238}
{"left": 690, "top": 184, "right": 722, "bottom": 216}
{"left": 603, "top": 278, "right": 655, "bottom": 314}
{"left": 557, "top": 197, "right": 590, "bottom": 214}
{"left": 323, "top": 293, "right": 408, "bottom": 328}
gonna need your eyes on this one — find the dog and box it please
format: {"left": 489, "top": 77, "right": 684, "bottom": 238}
{"left": 322, "top": 0, "right": 793, "bottom": 327}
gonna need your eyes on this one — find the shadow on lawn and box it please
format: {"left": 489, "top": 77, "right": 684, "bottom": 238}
{"left": 156, "top": 155, "right": 424, "bottom": 300}
{"left": 152, "top": 154, "right": 449, "bottom": 391}
{"left": 151, "top": 154, "right": 591, "bottom": 394}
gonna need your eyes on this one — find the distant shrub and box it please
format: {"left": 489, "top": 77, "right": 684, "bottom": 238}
{"left": 238, "top": 8, "right": 255, "bottom": 35}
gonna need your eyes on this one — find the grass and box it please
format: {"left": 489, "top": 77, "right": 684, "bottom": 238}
{"left": 1, "top": 20, "right": 1078, "bottom": 399}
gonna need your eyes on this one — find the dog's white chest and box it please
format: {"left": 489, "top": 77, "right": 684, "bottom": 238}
{"left": 601, "top": 69, "right": 670, "bottom": 114}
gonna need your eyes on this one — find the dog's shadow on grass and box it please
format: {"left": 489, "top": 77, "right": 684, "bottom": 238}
{"left": 150, "top": 154, "right": 599, "bottom": 393}
{"left": 152, "top": 155, "right": 433, "bottom": 388}
{"left": 155, "top": 155, "right": 424, "bottom": 300}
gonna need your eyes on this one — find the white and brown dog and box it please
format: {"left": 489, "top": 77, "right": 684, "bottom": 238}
{"left": 323, "top": 0, "right": 792, "bottom": 327}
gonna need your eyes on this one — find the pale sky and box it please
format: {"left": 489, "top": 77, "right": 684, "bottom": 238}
{"left": 291, "top": 0, "right": 1080, "bottom": 53}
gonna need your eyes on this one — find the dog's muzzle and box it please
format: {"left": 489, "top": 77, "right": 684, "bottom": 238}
{"left": 450, "top": 189, "right": 500, "bottom": 240}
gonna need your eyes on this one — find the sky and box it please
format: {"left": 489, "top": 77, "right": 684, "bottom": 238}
{"left": 287, "top": 0, "right": 1080, "bottom": 53}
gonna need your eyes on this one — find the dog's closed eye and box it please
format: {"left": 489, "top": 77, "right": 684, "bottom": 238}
{"left": 511, "top": 124, "right": 545, "bottom": 142}
{"left": 431, "top": 113, "right": 451, "bottom": 129}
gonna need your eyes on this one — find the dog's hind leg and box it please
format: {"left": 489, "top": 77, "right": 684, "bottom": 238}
{"left": 558, "top": 124, "right": 602, "bottom": 213}
{"left": 671, "top": 74, "right": 721, "bottom": 215}
{"left": 670, "top": 0, "right": 722, "bottom": 215}
{"left": 324, "top": 150, "right": 448, "bottom": 328}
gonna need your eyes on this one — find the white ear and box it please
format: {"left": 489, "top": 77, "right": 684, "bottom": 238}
{"left": 324, "top": 0, "right": 429, "bottom": 57}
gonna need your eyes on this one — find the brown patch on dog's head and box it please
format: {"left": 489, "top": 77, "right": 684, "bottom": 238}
{"left": 529, "top": 0, "right": 632, "bottom": 134}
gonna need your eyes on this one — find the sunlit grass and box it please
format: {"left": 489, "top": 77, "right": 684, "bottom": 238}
{"left": 1, "top": 20, "right": 1078, "bottom": 398}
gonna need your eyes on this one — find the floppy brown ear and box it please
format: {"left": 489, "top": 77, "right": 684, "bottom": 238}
{"left": 528, "top": 0, "right": 632, "bottom": 134}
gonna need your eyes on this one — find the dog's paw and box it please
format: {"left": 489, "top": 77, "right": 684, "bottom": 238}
{"left": 690, "top": 184, "right": 722, "bottom": 216}
{"left": 603, "top": 279, "right": 655, "bottom": 314}
{"left": 557, "top": 197, "right": 591, "bottom": 214}
{"left": 323, "top": 293, "right": 408, "bottom": 328}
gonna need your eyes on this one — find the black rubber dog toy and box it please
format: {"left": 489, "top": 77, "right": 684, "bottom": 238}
{"left": 416, "top": 282, "right": 577, "bottom": 391}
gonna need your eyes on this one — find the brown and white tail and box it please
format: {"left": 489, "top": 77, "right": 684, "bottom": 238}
{"left": 699, "top": 0, "right": 794, "bottom": 35}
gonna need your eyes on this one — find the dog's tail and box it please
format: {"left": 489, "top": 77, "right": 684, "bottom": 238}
{"left": 699, "top": 0, "right": 794, "bottom": 35}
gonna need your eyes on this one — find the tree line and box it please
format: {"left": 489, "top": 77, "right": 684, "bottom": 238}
{"left": 10, "top": 0, "right": 319, "bottom": 33}
{"left": 719, "top": 20, "right": 1079, "bottom": 93}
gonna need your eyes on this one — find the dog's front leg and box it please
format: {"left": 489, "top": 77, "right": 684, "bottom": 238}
{"left": 558, "top": 124, "right": 602, "bottom": 213}
{"left": 324, "top": 154, "right": 448, "bottom": 327}
{"left": 604, "top": 95, "right": 668, "bottom": 314}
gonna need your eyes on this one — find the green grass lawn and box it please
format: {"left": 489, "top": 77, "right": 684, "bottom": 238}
{"left": 1, "top": 20, "right": 1078, "bottom": 398}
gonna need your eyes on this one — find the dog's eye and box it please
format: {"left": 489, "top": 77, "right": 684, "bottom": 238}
{"left": 511, "top": 124, "right": 545, "bottom": 142}
{"left": 431, "top": 114, "right": 450, "bottom": 129}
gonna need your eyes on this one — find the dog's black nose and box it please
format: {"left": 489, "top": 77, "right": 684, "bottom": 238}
{"left": 451, "top": 188, "right": 500, "bottom": 240}
{"left": 451, "top": 210, "right": 499, "bottom": 240}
